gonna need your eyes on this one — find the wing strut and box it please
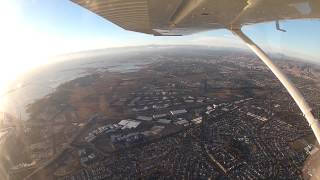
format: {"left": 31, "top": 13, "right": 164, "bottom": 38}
{"left": 231, "top": 29, "right": 320, "bottom": 144}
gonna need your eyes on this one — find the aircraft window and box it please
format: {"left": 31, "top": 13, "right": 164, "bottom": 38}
{"left": 0, "top": 1, "right": 320, "bottom": 179}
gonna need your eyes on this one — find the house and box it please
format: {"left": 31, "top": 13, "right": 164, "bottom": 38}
{"left": 136, "top": 116, "right": 153, "bottom": 121}
{"left": 153, "top": 113, "right": 167, "bottom": 119}
{"left": 170, "top": 109, "right": 187, "bottom": 116}
{"left": 157, "top": 119, "right": 171, "bottom": 124}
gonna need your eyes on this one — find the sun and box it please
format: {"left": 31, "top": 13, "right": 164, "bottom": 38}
{"left": 0, "top": 0, "right": 25, "bottom": 110}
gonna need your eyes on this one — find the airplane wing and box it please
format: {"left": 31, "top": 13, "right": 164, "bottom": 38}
{"left": 71, "top": 0, "right": 320, "bottom": 36}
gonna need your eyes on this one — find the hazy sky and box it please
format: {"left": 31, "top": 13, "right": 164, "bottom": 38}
{"left": 0, "top": 0, "right": 320, "bottom": 94}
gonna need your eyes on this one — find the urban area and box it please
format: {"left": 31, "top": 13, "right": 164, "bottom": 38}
{"left": 1, "top": 48, "right": 320, "bottom": 180}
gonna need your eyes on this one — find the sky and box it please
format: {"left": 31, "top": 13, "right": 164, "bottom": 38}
{"left": 0, "top": 0, "right": 320, "bottom": 95}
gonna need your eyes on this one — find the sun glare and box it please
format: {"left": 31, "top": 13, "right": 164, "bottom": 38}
{"left": 0, "top": 0, "right": 31, "bottom": 110}
{"left": 0, "top": 1, "right": 18, "bottom": 94}
{"left": 0, "top": 1, "right": 48, "bottom": 92}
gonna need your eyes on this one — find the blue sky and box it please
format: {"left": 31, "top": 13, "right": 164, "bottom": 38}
{"left": 11, "top": 0, "right": 320, "bottom": 59}
{"left": 0, "top": 0, "right": 320, "bottom": 94}
{"left": 2, "top": 0, "right": 318, "bottom": 58}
